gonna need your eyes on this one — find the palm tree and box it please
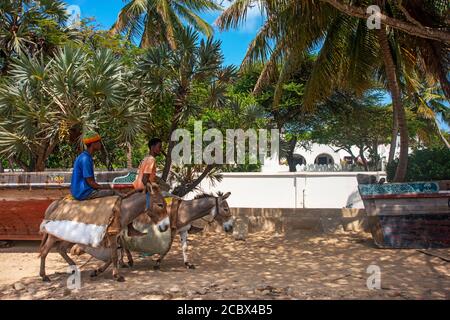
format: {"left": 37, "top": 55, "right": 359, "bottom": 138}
{"left": 216, "top": 0, "right": 449, "bottom": 182}
{"left": 403, "top": 77, "right": 450, "bottom": 149}
{"left": 0, "top": 45, "right": 145, "bottom": 171}
{"left": 0, "top": 0, "right": 71, "bottom": 75}
{"left": 133, "top": 27, "right": 236, "bottom": 192}
{"left": 111, "top": 0, "right": 222, "bottom": 49}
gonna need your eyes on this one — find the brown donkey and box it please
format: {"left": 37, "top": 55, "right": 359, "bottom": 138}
{"left": 121, "top": 191, "right": 233, "bottom": 270}
{"left": 38, "top": 183, "right": 168, "bottom": 282}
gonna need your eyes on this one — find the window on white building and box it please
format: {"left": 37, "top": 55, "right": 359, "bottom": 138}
{"left": 315, "top": 154, "right": 334, "bottom": 165}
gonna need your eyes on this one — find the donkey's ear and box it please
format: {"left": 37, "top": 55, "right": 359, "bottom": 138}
{"left": 222, "top": 192, "right": 231, "bottom": 200}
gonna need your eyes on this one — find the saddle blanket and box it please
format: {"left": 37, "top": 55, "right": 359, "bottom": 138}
{"left": 40, "top": 196, "right": 122, "bottom": 247}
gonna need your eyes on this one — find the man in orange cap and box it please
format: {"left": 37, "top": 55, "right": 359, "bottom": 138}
{"left": 70, "top": 131, "right": 144, "bottom": 236}
{"left": 70, "top": 131, "right": 115, "bottom": 201}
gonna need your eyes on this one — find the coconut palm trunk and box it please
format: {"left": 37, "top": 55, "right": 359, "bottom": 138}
{"left": 388, "top": 108, "right": 398, "bottom": 164}
{"left": 377, "top": 25, "right": 409, "bottom": 182}
{"left": 436, "top": 120, "right": 450, "bottom": 149}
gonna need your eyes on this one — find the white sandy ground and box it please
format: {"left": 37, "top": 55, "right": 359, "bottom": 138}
{"left": 0, "top": 231, "right": 449, "bottom": 300}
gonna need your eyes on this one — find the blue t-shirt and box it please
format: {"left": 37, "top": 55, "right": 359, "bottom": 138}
{"left": 70, "top": 151, "right": 95, "bottom": 200}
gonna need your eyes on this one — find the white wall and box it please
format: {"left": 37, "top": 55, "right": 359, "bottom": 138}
{"left": 188, "top": 172, "right": 386, "bottom": 209}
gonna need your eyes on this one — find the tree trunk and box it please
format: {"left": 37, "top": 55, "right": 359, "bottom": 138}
{"left": 321, "top": 0, "right": 450, "bottom": 43}
{"left": 35, "top": 153, "right": 46, "bottom": 172}
{"left": 388, "top": 107, "right": 398, "bottom": 164}
{"left": 377, "top": 25, "right": 409, "bottom": 182}
{"left": 126, "top": 142, "right": 133, "bottom": 169}
{"left": 286, "top": 138, "right": 298, "bottom": 172}
{"left": 162, "top": 107, "right": 183, "bottom": 181}
{"left": 12, "top": 156, "right": 28, "bottom": 172}
{"left": 161, "top": 128, "right": 177, "bottom": 181}
{"left": 436, "top": 120, "right": 450, "bottom": 149}
{"left": 8, "top": 158, "right": 15, "bottom": 172}
{"left": 371, "top": 142, "right": 381, "bottom": 171}
{"left": 359, "top": 147, "right": 369, "bottom": 172}
{"left": 0, "top": 160, "right": 4, "bottom": 173}
{"left": 100, "top": 141, "right": 113, "bottom": 171}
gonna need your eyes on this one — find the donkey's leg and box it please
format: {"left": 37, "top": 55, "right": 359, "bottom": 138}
{"left": 154, "top": 230, "right": 177, "bottom": 270}
{"left": 125, "top": 248, "right": 134, "bottom": 267}
{"left": 180, "top": 231, "right": 195, "bottom": 269}
{"left": 39, "top": 234, "right": 57, "bottom": 282}
{"left": 109, "top": 235, "right": 124, "bottom": 282}
{"left": 117, "top": 237, "right": 133, "bottom": 268}
{"left": 90, "top": 260, "right": 112, "bottom": 278}
{"left": 118, "top": 247, "right": 127, "bottom": 268}
{"left": 58, "top": 242, "right": 76, "bottom": 266}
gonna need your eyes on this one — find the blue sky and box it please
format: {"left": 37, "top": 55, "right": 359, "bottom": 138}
{"left": 65, "top": 0, "right": 448, "bottom": 132}
{"left": 65, "top": 0, "right": 264, "bottom": 66}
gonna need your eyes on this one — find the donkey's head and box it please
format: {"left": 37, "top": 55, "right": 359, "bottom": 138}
{"left": 211, "top": 192, "right": 233, "bottom": 233}
{"left": 144, "top": 182, "right": 170, "bottom": 232}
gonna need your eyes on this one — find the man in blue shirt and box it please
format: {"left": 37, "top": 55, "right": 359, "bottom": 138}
{"left": 70, "top": 131, "right": 116, "bottom": 200}
{"left": 70, "top": 131, "right": 144, "bottom": 236}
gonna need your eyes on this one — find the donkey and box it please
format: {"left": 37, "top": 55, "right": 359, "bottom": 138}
{"left": 121, "top": 191, "right": 233, "bottom": 270}
{"left": 38, "top": 183, "right": 169, "bottom": 282}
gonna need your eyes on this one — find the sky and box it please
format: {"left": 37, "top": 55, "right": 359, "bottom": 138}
{"left": 65, "top": 0, "right": 448, "bottom": 132}
{"left": 65, "top": 0, "right": 264, "bottom": 66}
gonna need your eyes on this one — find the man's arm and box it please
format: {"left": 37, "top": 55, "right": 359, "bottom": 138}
{"left": 142, "top": 173, "right": 150, "bottom": 187}
{"left": 85, "top": 177, "right": 111, "bottom": 190}
{"left": 82, "top": 156, "right": 111, "bottom": 190}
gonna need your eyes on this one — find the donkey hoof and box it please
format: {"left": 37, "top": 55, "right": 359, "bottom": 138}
{"left": 128, "top": 261, "right": 134, "bottom": 268}
{"left": 114, "top": 275, "right": 125, "bottom": 282}
{"left": 119, "top": 263, "right": 129, "bottom": 268}
{"left": 90, "top": 270, "right": 98, "bottom": 278}
{"left": 153, "top": 265, "right": 161, "bottom": 271}
{"left": 185, "top": 263, "right": 196, "bottom": 270}
{"left": 42, "top": 276, "right": 51, "bottom": 282}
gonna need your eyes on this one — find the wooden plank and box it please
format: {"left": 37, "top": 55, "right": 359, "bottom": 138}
{"left": 361, "top": 192, "right": 450, "bottom": 200}
{"left": 0, "top": 234, "right": 41, "bottom": 240}
{"left": 363, "top": 198, "right": 450, "bottom": 216}
{"left": 416, "top": 250, "right": 450, "bottom": 262}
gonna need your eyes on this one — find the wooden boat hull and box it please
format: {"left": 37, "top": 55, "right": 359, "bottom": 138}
{"left": 368, "top": 214, "right": 450, "bottom": 249}
{"left": 358, "top": 180, "right": 450, "bottom": 249}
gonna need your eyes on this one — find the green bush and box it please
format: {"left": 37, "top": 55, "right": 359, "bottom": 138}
{"left": 387, "top": 147, "right": 450, "bottom": 182}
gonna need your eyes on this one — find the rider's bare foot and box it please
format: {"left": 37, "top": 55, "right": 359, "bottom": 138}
{"left": 127, "top": 224, "right": 146, "bottom": 237}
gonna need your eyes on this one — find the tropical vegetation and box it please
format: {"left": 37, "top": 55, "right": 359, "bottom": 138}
{"left": 0, "top": 0, "right": 448, "bottom": 191}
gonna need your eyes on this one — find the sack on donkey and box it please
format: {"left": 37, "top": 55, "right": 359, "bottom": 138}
{"left": 40, "top": 196, "right": 122, "bottom": 247}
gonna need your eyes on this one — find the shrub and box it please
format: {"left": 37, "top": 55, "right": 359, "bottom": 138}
{"left": 386, "top": 147, "right": 450, "bottom": 182}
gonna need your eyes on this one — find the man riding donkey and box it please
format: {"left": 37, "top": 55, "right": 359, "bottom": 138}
{"left": 131, "top": 138, "right": 202, "bottom": 232}
{"left": 39, "top": 132, "right": 171, "bottom": 282}
{"left": 70, "top": 131, "right": 144, "bottom": 237}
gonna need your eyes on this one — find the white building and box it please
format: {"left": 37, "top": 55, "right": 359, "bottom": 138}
{"left": 262, "top": 142, "right": 399, "bottom": 173}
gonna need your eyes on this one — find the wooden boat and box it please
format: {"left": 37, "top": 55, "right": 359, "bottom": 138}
{"left": 0, "top": 171, "right": 135, "bottom": 240}
{"left": 357, "top": 175, "right": 450, "bottom": 248}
